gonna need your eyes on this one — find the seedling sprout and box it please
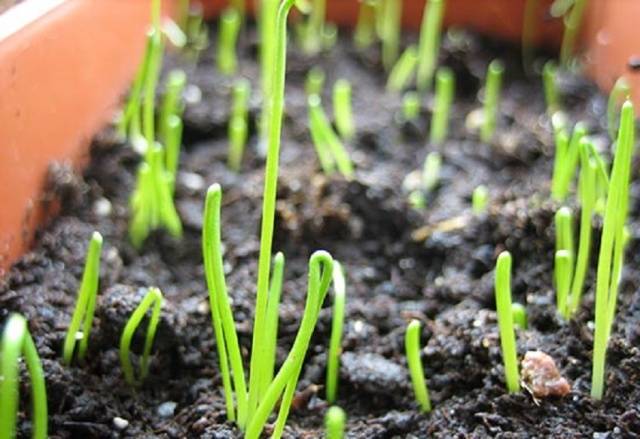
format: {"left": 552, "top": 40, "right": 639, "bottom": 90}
{"left": 405, "top": 319, "right": 432, "bottom": 412}
{"left": 217, "top": 8, "right": 241, "bottom": 75}
{"left": 430, "top": 67, "right": 455, "bottom": 145}
{"left": 416, "top": 0, "right": 446, "bottom": 92}
{"left": 333, "top": 79, "right": 355, "bottom": 140}
{"left": 480, "top": 60, "right": 504, "bottom": 143}
{"left": 387, "top": 45, "right": 418, "bottom": 92}
{"left": 495, "top": 251, "right": 520, "bottom": 393}
{"left": 325, "top": 406, "right": 346, "bottom": 439}
{"left": 326, "top": 261, "right": 347, "bottom": 403}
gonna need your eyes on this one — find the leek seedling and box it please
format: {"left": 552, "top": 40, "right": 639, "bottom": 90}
{"left": 228, "top": 79, "right": 251, "bottom": 171}
{"left": 231, "top": 0, "right": 246, "bottom": 23}
{"left": 402, "top": 91, "right": 421, "bottom": 121}
{"left": 159, "top": 69, "right": 187, "bottom": 143}
{"left": 119, "top": 287, "right": 163, "bottom": 386}
{"left": 380, "top": 0, "right": 402, "bottom": 70}
{"left": 305, "top": 67, "right": 326, "bottom": 96}
{"left": 592, "top": 101, "right": 635, "bottom": 400}
{"left": 559, "top": 0, "right": 588, "bottom": 67}
{"left": 543, "top": 61, "right": 559, "bottom": 115}
{"left": 257, "top": 0, "right": 280, "bottom": 153}
{"left": 512, "top": 303, "right": 528, "bottom": 330}
{"left": 521, "top": 0, "right": 539, "bottom": 74}
{"left": 554, "top": 206, "right": 574, "bottom": 316}
{"left": 405, "top": 319, "right": 431, "bottom": 412}
{"left": 325, "top": 406, "right": 346, "bottom": 439}
{"left": 495, "top": 251, "right": 520, "bottom": 393}
{"left": 326, "top": 261, "right": 346, "bottom": 404}
{"left": 322, "top": 23, "right": 338, "bottom": 50}
{"left": 430, "top": 67, "right": 455, "bottom": 145}
{"left": 142, "top": 28, "right": 164, "bottom": 150}
{"left": 0, "top": 314, "right": 48, "bottom": 439}
{"left": 472, "top": 185, "right": 489, "bottom": 214}
{"left": 333, "top": 79, "right": 355, "bottom": 140}
{"left": 185, "top": 5, "right": 210, "bottom": 62}
{"left": 165, "top": 115, "right": 183, "bottom": 195}
{"left": 298, "top": 0, "right": 327, "bottom": 54}
{"left": 416, "top": 0, "right": 446, "bottom": 92}
{"left": 551, "top": 121, "right": 587, "bottom": 201}
{"left": 423, "top": 151, "right": 442, "bottom": 194}
{"left": 386, "top": 45, "right": 418, "bottom": 92}
{"left": 480, "top": 60, "right": 504, "bottom": 143}
{"left": 217, "top": 8, "right": 241, "bottom": 75}
{"left": 308, "top": 94, "right": 355, "bottom": 178}
{"left": 607, "top": 77, "right": 631, "bottom": 141}
{"left": 63, "top": 231, "right": 103, "bottom": 365}
{"left": 354, "top": 0, "right": 377, "bottom": 50}
{"left": 263, "top": 252, "right": 285, "bottom": 389}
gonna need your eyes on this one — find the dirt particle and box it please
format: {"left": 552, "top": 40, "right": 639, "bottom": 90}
{"left": 521, "top": 350, "right": 571, "bottom": 399}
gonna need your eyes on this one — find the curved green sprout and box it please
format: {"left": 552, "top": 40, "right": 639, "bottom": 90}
{"left": 63, "top": 231, "right": 103, "bottom": 365}
{"left": 402, "top": 91, "right": 421, "bottom": 121}
{"left": 472, "top": 185, "right": 489, "bottom": 214}
{"left": 0, "top": 314, "right": 48, "bottom": 439}
{"left": 543, "top": 61, "right": 559, "bottom": 115}
{"left": 159, "top": 69, "right": 187, "bottom": 143}
{"left": 326, "top": 261, "right": 346, "bottom": 403}
{"left": 416, "top": 0, "right": 446, "bottom": 92}
{"left": 559, "top": 0, "right": 588, "bottom": 67}
{"left": 552, "top": 121, "right": 587, "bottom": 201}
{"left": 607, "top": 77, "right": 631, "bottom": 141}
{"left": 218, "top": 8, "right": 241, "bottom": 75}
{"left": 495, "top": 251, "right": 520, "bottom": 393}
{"left": 430, "top": 67, "right": 455, "bottom": 144}
{"left": 512, "top": 303, "right": 528, "bottom": 330}
{"left": 333, "top": 79, "right": 355, "bottom": 140}
{"left": 325, "top": 406, "right": 346, "bottom": 439}
{"left": 405, "top": 319, "right": 431, "bottom": 412}
{"left": 480, "top": 60, "right": 504, "bottom": 143}
{"left": 387, "top": 45, "right": 418, "bottom": 93}
{"left": 592, "top": 100, "right": 635, "bottom": 400}
{"left": 119, "top": 287, "right": 163, "bottom": 386}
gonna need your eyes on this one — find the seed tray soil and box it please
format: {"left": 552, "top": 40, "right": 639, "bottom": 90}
{"left": 2, "top": 24, "right": 640, "bottom": 438}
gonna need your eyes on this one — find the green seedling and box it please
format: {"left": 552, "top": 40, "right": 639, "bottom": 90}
{"left": 165, "top": 115, "right": 183, "bottom": 195}
{"left": 416, "top": 0, "right": 446, "bottom": 92}
{"left": 354, "top": 0, "right": 377, "bottom": 50}
{"left": 326, "top": 261, "right": 346, "bottom": 403}
{"left": 142, "top": 28, "right": 164, "bottom": 150}
{"left": 228, "top": 79, "right": 251, "bottom": 171}
{"left": 185, "top": 5, "right": 210, "bottom": 62}
{"left": 257, "top": 0, "right": 280, "bottom": 153}
{"left": 322, "top": 23, "right": 338, "bottom": 50}
{"left": 386, "top": 45, "right": 418, "bottom": 92}
{"left": 217, "top": 8, "right": 242, "bottom": 75}
{"left": 430, "top": 67, "right": 455, "bottom": 144}
{"left": 551, "top": 121, "right": 587, "bottom": 201}
{"left": 231, "top": 0, "right": 246, "bottom": 22}
{"left": 607, "top": 77, "right": 631, "bottom": 141}
{"left": 63, "top": 231, "right": 103, "bottom": 365}
{"left": 472, "top": 185, "right": 489, "bottom": 214}
{"left": 559, "top": 0, "right": 588, "bottom": 67}
{"left": 480, "top": 60, "right": 504, "bottom": 143}
{"left": 423, "top": 151, "right": 442, "bottom": 193}
{"left": 402, "top": 91, "right": 421, "bottom": 121}
{"left": 512, "top": 303, "right": 528, "bottom": 330}
{"left": 159, "top": 69, "right": 187, "bottom": 143}
{"left": 405, "top": 319, "right": 432, "bottom": 412}
{"left": 0, "top": 314, "right": 48, "bottom": 439}
{"left": 333, "top": 79, "right": 355, "bottom": 140}
{"left": 325, "top": 406, "right": 346, "bottom": 439}
{"left": 495, "top": 251, "right": 520, "bottom": 393}
{"left": 297, "top": 0, "right": 327, "bottom": 54}
{"left": 263, "top": 252, "right": 285, "bottom": 388}
{"left": 119, "top": 287, "right": 163, "bottom": 386}
{"left": 305, "top": 67, "right": 326, "bottom": 96}
{"left": 543, "top": 61, "right": 560, "bottom": 115}
{"left": 592, "top": 101, "right": 635, "bottom": 400}
{"left": 178, "top": 0, "right": 190, "bottom": 32}
{"left": 521, "top": 0, "right": 539, "bottom": 73}
{"left": 308, "top": 94, "right": 355, "bottom": 178}
{"left": 380, "top": 0, "right": 402, "bottom": 70}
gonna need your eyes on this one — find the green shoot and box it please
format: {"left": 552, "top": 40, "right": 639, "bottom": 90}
{"left": 165, "top": 115, "right": 183, "bottom": 195}
{"left": 380, "top": 0, "right": 402, "bottom": 70}
{"left": 551, "top": 121, "right": 587, "bottom": 201}
{"left": 555, "top": 206, "right": 575, "bottom": 262}
{"left": 185, "top": 5, "right": 210, "bottom": 62}
{"left": 231, "top": 0, "right": 246, "bottom": 23}
{"left": 559, "top": 0, "right": 588, "bottom": 67}
{"left": 142, "top": 28, "right": 164, "bottom": 151}
{"left": 308, "top": 94, "right": 355, "bottom": 178}
{"left": 354, "top": 0, "right": 377, "bottom": 50}
{"left": 386, "top": 45, "right": 418, "bottom": 92}
{"left": 333, "top": 79, "right": 355, "bottom": 140}
{"left": 325, "top": 406, "right": 346, "bottom": 439}
{"left": 592, "top": 100, "right": 635, "bottom": 400}
{"left": 63, "top": 231, "right": 103, "bottom": 365}
{"left": 228, "top": 79, "right": 251, "bottom": 171}
{"left": 480, "top": 60, "right": 504, "bottom": 143}
{"left": 298, "top": 0, "right": 327, "bottom": 54}
{"left": 472, "top": 185, "right": 489, "bottom": 214}
{"left": 326, "top": 261, "right": 346, "bottom": 404}
{"left": 178, "top": 0, "right": 190, "bottom": 32}
{"left": 322, "top": 23, "right": 338, "bottom": 50}
{"left": 495, "top": 251, "right": 520, "bottom": 393}
{"left": 430, "top": 67, "right": 455, "bottom": 145}
{"left": 422, "top": 151, "right": 442, "bottom": 193}
{"left": 512, "top": 303, "right": 528, "bottom": 330}
{"left": 416, "top": 0, "right": 446, "bottom": 92}
{"left": 119, "top": 287, "right": 163, "bottom": 386}
{"left": 607, "top": 77, "right": 631, "bottom": 141}
{"left": 405, "top": 319, "right": 431, "bottom": 412}
{"left": 257, "top": 0, "right": 280, "bottom": 153}
{"left": 543, "top": 61, "right": 559, "bottom": 115}
{"left": 305, "top": 67, "right": 326, "bottom": 97}
{"left": 217, "top": 8, "right": 241, "bottom": 76}
{"left": 555, "top": 249, "right": 572, "bottom": 318}
{"left": 263, "top": 252, "right": 285, "bottom": 388}
{"left": 0, "top": 314, "right": 48, "bottom": 439}
{"left": 402, "top": 91, "right": 421, "bottom": 121}
{"left": 521, "top": 0, "right": 539, "bottom": 74}
{"left": 159, "top": 69, "right": 187, "bottom": 143}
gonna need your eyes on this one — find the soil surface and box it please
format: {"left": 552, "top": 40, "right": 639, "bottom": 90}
{"left": 2, "top": 21, "right": 640, "bottom": 439}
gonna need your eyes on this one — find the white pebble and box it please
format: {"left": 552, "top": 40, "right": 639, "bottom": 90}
{"left": 113, "top": 417, "right": 129, "bottom": 430}
{"left": 157, "top": 401, "right": 177, "bottom": 418}
{"left": 179, "top": 172, "right": 205, "bottom": 192}
{"left": 93, "top": 197, "right": 112, "bottom": 217}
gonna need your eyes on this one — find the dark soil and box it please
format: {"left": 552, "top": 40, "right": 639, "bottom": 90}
{"left": 2, "top": 21, "right": 640, "bottom": 439}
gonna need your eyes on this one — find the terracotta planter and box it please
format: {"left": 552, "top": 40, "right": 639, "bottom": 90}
{"left": 1, "top": 0, "right": 638, "bottom": 275}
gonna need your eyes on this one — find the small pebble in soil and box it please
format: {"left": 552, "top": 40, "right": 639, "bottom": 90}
{"left": 178, "top": 171, "right": 205, "bottom": 193}
{"left": 521, "top": 350, "right": 571, "bottom": 399}
{"left": 113, "top": 417, "right": 129, "bottom": 431}
{"left": 93, "top": 197, "right": 112, "bottom": 217}
{"left": 341, "top": 352, "right": 407, "bottom": 397}
{"left": 157, "top": 401, "right": 178, "bottom": 418}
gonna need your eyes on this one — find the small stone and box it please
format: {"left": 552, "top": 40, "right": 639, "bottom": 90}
{"left": 521, "top": 350, "right": 571, "bottom": 399}
{"left": 157, "top": 401, "right": 177, "bottom": 418}
{"left": 113, "top": 417, "right": 129, "bottom": 430}
{"left": 184, "top": 84, "right": 202, "bottom": 104}
{"left": 93, "top": 197, "right": 112, "bottom": 217}
{"left": 179, "top": 171, "right": 205, "bottom": 192}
